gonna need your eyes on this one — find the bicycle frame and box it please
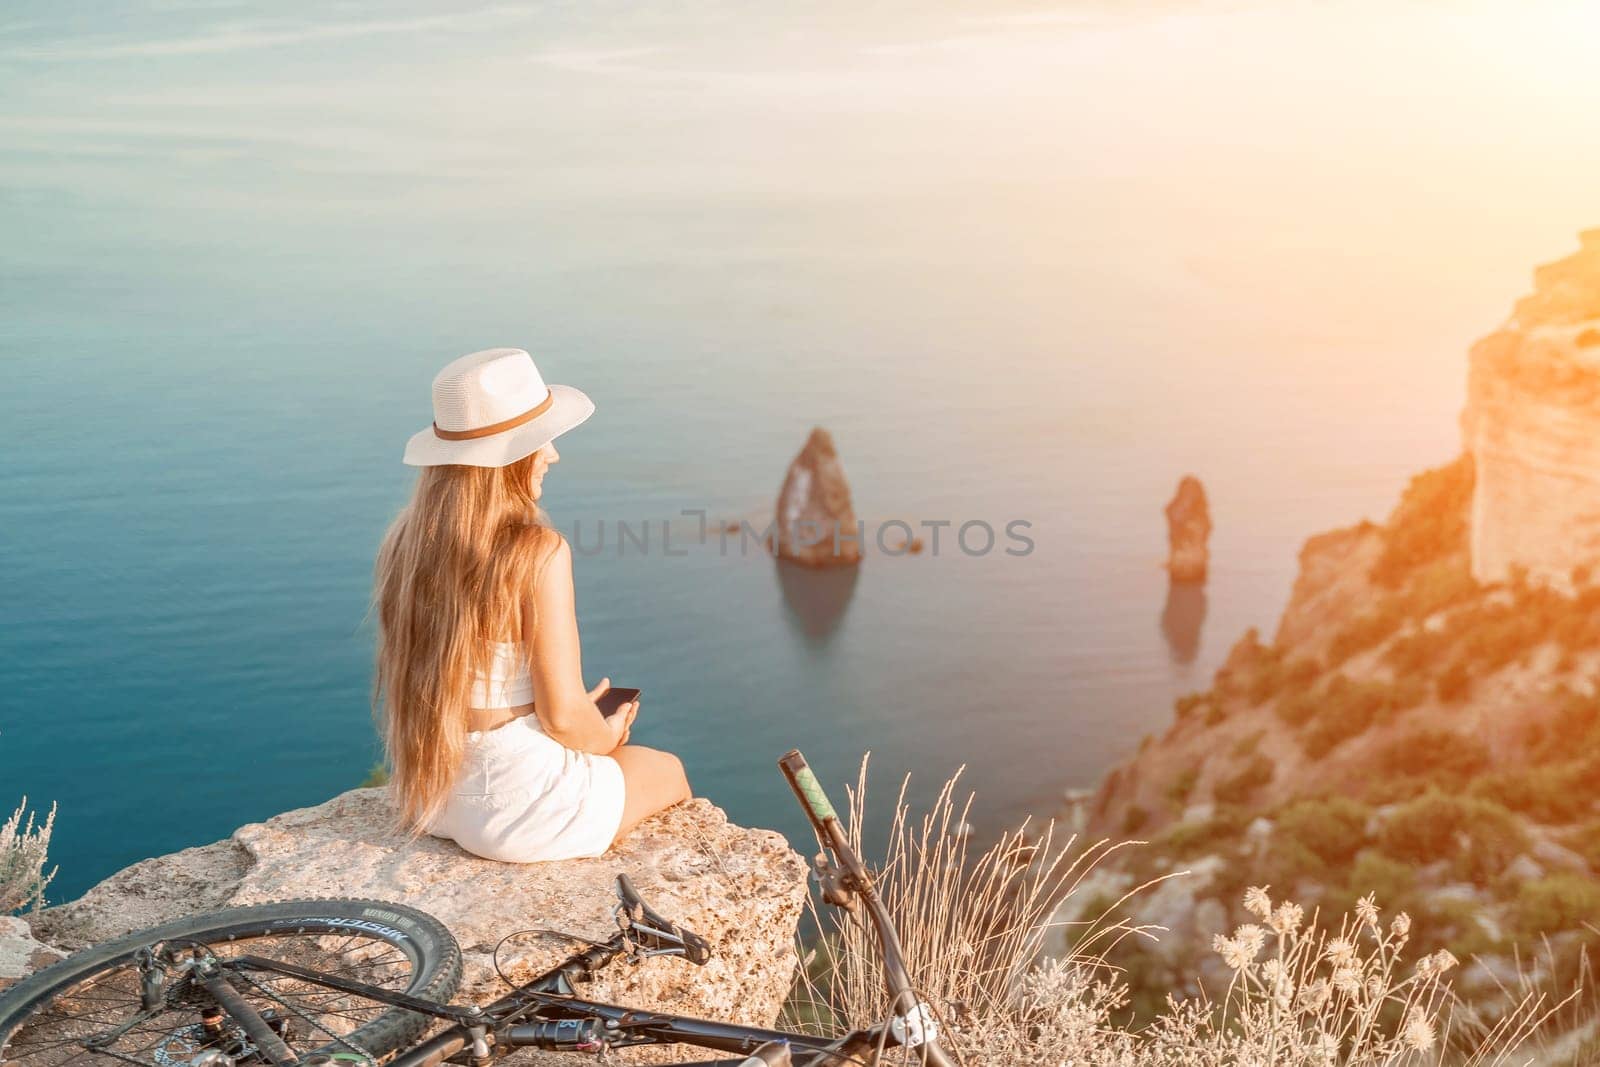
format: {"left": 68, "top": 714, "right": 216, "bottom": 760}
{"left": 222, "top": 749, "right": 957, "bottom": 1067}
{"left": 230, "top": 926, "right": 888, "bottom": 1067}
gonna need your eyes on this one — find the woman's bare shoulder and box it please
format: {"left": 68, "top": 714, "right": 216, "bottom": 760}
{"left": 500, "top": 521, "right": 563, "bottom": 553}
{"left": 524, "top": 524, "right": 571, "bottom": 580}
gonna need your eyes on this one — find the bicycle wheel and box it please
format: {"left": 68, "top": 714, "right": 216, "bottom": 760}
{"left": 0, "top": 898, "right": 462, "bottom": 1067}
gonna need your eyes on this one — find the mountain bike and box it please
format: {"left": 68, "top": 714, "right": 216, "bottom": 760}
{"left": 0, "top": 751, "right": 958, "bottom": 1067}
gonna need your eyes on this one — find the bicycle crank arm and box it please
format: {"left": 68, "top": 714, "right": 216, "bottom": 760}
{"left": 228, "top": 955, "right": 486, "bottom": 1026}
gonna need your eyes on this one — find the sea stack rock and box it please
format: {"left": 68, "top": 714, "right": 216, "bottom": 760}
{"left": 775, "top": 427, "right": 862, "bottom": 567}
{"left": 1165, "top": 475, "right": 1212, "bottom": 583}
{"left": 1464, "top": 229, "right": 1600, "bottom": 590}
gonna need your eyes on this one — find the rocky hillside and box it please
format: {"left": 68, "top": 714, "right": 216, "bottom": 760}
{"left": 1080, "top": 232, "right": 1600, "bottom": 1028}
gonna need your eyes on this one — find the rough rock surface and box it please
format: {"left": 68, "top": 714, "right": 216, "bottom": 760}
{"left": 1465, "top": 228, "right": 1600, "bottom": 590}
{"left": 1163, "top": 476, "right": 1212, "bottom": 583}
{"left": 25, "top": 790, "right": 808, "bottom": 1064}
{"left": 774, "top": 427, "right": 862, "bottom": 567}
{"left": 0, "top": 916, "right": 65, "bottom": 992}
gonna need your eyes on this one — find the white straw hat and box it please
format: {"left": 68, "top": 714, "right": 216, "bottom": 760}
{"left": 402, "top": 348, "right": 594, "bottom": 467}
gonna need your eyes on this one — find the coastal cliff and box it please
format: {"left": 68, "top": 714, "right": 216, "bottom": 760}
{"left": 7, "top": 791, "right": 808, "bottom": 1063}
{"left": 1081, "top": 231, "right": 1600, "bottom": 1017}
{"left": 1466, "top": 229, "right": 1600, "bottom": 591}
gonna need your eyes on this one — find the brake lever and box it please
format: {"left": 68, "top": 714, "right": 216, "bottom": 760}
{"left": 612, "top": 905, "right": 690, "bottom": 964}
{"left": 812, "top": 853, "right": 858, "bottom": 913}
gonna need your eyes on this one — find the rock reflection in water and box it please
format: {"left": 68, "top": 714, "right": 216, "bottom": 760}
{"left": 1160, "top": 581, "right": 1207, "bottom": 665}
{"left": 776, "top": 559, "right": 859, "bottom": 644}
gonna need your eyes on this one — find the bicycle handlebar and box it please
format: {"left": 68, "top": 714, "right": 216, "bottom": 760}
{"left": 776, "top": 750, "right": 958, "bottom": 1067}
{"left": 778, "top": 749, "right": 838, "bottom": 838}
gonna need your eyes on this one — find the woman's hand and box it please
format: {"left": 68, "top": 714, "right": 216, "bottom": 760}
{"left": 588, "top": 677, "right": 639, "bottom": 753}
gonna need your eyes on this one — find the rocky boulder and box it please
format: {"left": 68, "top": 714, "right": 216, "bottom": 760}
{"left": 23, "top": 790, "right": 809, "bottom": 1062}
{"left": 774, "top": 428, "right": 862, "bottom": 567}
{"left": 0, "top": 916, "right": 65, "bottom": 993}
{"left": 1164, "top": 475, "right": 1212, "bottom": 583}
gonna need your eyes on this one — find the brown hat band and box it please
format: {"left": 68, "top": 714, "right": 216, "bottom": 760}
{"left": 433, "top": 391, "right": 555, "bottom": 441}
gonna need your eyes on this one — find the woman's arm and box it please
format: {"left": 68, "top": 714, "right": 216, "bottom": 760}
{"left": 524, "top": 533, "right": 634, "bottom": 754}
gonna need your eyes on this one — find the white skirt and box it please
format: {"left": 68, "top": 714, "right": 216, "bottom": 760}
{"left": 427, "top": 716, "right": 626, "bottom": 863}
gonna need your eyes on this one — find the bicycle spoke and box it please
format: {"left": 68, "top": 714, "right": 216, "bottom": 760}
{"left": 3, "top": 926, "right": 422, "bottom": 1067}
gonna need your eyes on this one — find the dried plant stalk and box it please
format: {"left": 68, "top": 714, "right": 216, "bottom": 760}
{"left": 1, "top": 798, "right": 57, "bottom": 914}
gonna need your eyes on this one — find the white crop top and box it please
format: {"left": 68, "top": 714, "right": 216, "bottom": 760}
{"left": 469, "top": 641, "right": 535, "bottom": 709}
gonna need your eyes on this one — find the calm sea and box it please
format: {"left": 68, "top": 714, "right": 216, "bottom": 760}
{"left": 2, "top": 0, "right": 1594, "bottom": 901}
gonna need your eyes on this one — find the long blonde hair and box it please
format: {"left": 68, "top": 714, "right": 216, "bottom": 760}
{"left": 373, "top": 452, "right": 557, "bottom": 833}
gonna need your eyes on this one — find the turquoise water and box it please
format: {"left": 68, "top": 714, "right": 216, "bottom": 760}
{"left": 3, "top": 0, "right": 1595, "bottom": 901}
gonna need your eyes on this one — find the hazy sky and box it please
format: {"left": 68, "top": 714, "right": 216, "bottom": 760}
{"left": 3, "top": 0, "right": 1599, "bottom": 338}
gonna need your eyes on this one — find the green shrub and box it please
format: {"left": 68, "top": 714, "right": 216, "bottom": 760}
{"left": 1513, "top": 874, "right": 1600, "bottom": 938}
{"left": 1301, "top": 675, "right": 1421, "bottom": 758}
{"left": 1528, "top": 689, "right": 1600, "bottom": 762}
{"left": 1234, "top": 648, "right": 1318, "bottom": 707}
{"left": 1375, "top": 791, "right": 1470, "bottom": 863}
{"left": 1213, "top": 754, "right": 1275, "bottom": 805}
{"left": 1373, "top": 727, "right": 1488, "bottom": 784}
{"left": 1231, "top": 730, "right": 1264, "bottom": 759}
{"left": 1447, "top": 596, "right": 1556, "bottom": 677}
{"left": 1393, "top": 673, "right": 1428, "bottom": 708}
{"left": 1166, "top": 767, "right": 1198, "bottom": 807}
{"left": 1281, "top": 656, "right": 1322, "bottom": 694}
{"left": 1564, "top": 819, "right": 1600, "bottom": 870}
{"left": 1246, "top": 650, "right": 1288, "bottom": 705}
{"left": 1158, "top": 806, "right": 1251, "bottom": 857}
{"left": 1276, "top": 690, "right": 1318, "bottom": 727}
{"left": 1436, "top": 659, "right": 1472, "bottom": 702}
{"left": 1376, "top": 790, "right": 1524, "bottom": 882}
{"left": 1204, "top": 702, "right": 1228, "bottom": 726}
{"left": 1327, "top": 601, "right": 1407, "bottom": 665}
{"left": 1360, "top": 773, "right": 1435, "bottom": 807}
{"left": 1426, "top": 894, "right": 1502, "bottom": 960}
{"left": 1174, "top": 691, "right": 1209, "bottom": 720}
{"left": 1385, "top": 628, "right": 1449, "bottom": 677}
{"left": 1320, "top": 850, "right": 1415, "bottom": 919}
{"left": 1276, "top": 796, "right": 1370, "bottom": 866}
{"left": 1472, "top": 765, "right": 1592, "bottom": 824}
{"left": 1255, "top": 837, "right": 1329, "bottom": 888}
{"left": 1399, "top": 557, "right": 1479, "bottom": 618}
{"left": 1371, "top": 454, "right": 1474, "bottom": 588}
{"left": 1551, "top": 589, "right": 1600, "bottom": 651}
{"left": 1348, "top": 850, "right": 1416, "bottom": 904}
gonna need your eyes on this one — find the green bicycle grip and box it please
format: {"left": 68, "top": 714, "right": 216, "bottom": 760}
{"left": 778, "top": 749, "right": 838, "bottom": 833}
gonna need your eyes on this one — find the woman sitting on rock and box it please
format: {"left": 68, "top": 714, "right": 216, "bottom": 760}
{"left": 373, "top": 348, "right": 691, "bottom": 862}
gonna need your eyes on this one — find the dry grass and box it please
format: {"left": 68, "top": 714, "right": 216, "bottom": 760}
{"left": 784, "top": 758, "right": 1141, "bottom": 1038}
{"left": 784, "top": 758, "right": 1579, "bottom": 1065}
{"left": 0, "top": 797, "right": 56, "bottom": 914}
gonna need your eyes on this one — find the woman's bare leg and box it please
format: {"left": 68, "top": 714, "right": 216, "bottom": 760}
{"left": 611, "top": 745, "right": 691, "bottom": 844}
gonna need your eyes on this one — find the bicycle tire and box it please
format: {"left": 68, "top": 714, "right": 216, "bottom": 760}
{"left": 0, "top": 898, "right": 463, "bottom": 1065}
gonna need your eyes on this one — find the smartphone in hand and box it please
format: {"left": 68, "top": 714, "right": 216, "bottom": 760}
{"left": 596, "top": 686, "right": 641, "bottom": 718}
